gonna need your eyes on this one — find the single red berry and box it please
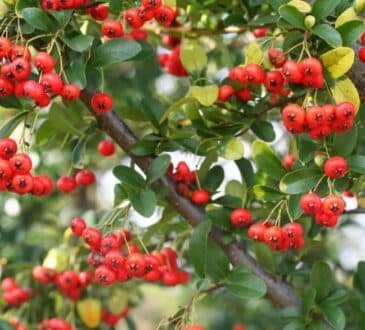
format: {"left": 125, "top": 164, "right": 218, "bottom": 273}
{"left": 40, "top": 72, "right": 63, "bottom": 94}
{"left": 154, "top": 5, "right": 175, "bottom": 27}
{"left": 0, "top": 138, "right": 17, "bottom": 160}
{"left": 129, "top": 29, "right": 148, "bottom": 41}
{"left": 1, "top": 278, "right": 18, "bottom": 291}
{"left": 282, "top": 61, "right": 302, "bottom": 84}
{"left": 33, "top": 52, "right": 55, "bottom": 73}
{"left": 12, "top": 174, "right": 34, "bottom": 194}
{"left": 324, "top": 156, "right": 348, "bottom": 179}
{"left": 235, "top": 88, "right": 252, "bottom": 102}
{"left": 75, "top": 169, "right": 95, "bottom": 186}
{"left": 243, "top": 64, "right": 265, "bottom": 85}
{"left": 10, "top": 58, "right": 31, "bottom": 80}
{"left": 32, "top": 265, "right": 57, "bottom": 284}
{"left": 0, "top": 78, "right": 14, "bottom": 97}
{"left": 0, "top": 159, "right": 13, "bottom": 181}
{"left": 58, "top": 0, "right": 75, "bottom": 9}
{"left": 0, "top": 37, "right": 12, "bottom": 59}
{"left": 91, "top": 92, "right": 113, "bottom": 115}
{"left": 9, "top": 45, "right": 31, "bottom": 61}
{"left": 79, "top": 271, "right": 93, "bottom": 287}
{"left": 252, "top": 27, "right": 268, "bottom": 38}
{"left": 191, "top": 189, "right": 210, "bottom": 205}
{"left": 38, "top": 174, "right": 53, "bottom": 195}
{"left": 82, "top": 227, "right": 102, "bottom": 250}
{"left": 126, "top": 253, "right": 147, "bottom": 277}
{"left": 137, "top": 5, "right": 155, "bottom": 21}
{"left": 105, "top": 250, "right": 126, "bottom": 271}
{"left": 268, "top": 48, "right": 286, "bottom": 68}
{"left": 98, "top": 140, "right": 115, "bottom": 156}
{"left": 283, "top": 154, "right": 295, "bottom": 170}
{"left": 124, "top": 8, "right": 144, "bottom": 29}
{"left": 315, "top": 212, "right": 338, "bottom": 227}
{"left": 282, "top": 222, "right": 303, "bottom": 239}
{"left": 218, "top": 85, "right": 235, "bottom": 102}
{"left": 176, "top": 161, "right": 191, "bottom": 178}
{"left": 57, "top": 176, "right": 77, "bottom": 193}
{"left": 142, "top": 0, "right": 162, "bottom": 9}
{"left": 23, "top": 80, "right": 44, "bottom": 101}
{"left": 41, "top": 0, "right": 60, "bottom": 10}
{"left": 248, "top": 223, "right": 268, "bottom": 241}
{"left": 264, "top": 70, "right": 285, "bottom": 94}
{"left": 9, "top": 153, "right": 32, "bottom": 174}
{"left": 87, "top": 3, "right": 109, "bottom": 20}
{"left": 322, "top": 195, "right": 345, "bottom": 216}
{"left": 322, "top": 104, "right": 336, "bottom": 125}
{"left": 95, "top": 265, "right": 117, "bottom": 285}
{"left": 162, "top": 270, "right": 180, "bottom": 286}
{"left": 298, "top": 58, "right": 322, "bottom": 78}
{"left": 335, "top": 102, "right": 355, "bottom": 121}
{"left": 282, "top": 104, "right": 306, "bottom": 133}
{"left": 300, "top": 192, "right": 322, "bottom": 215}
{"left": 35, "top": 93, "right": 51, "bottom": 108}
{"left": 60, "top": 84, "right": 80, "bottom": 101}
{"left": 70, "top": 217, "right": 86, "bottom": 236}
{"left": 100, "top": 234, "right": 120, "bottom": 255}
{"left": 230, "top": 208, "right": 252, "bottom": 228}
{"left": 358, "top": 47, "right": 365, "bottom": 62}
{"left": 263, "top": 226, "right": 284, "bottom": 250}
{"left": 306, "top": 106, "right": 325, "bottom": 128}
{"left": 101, "top": 20, "right": 123, "bottom": 38}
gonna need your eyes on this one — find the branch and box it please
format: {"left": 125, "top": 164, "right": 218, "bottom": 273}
{"left": 79, "top": 90, "right": 300, "bottom": 308}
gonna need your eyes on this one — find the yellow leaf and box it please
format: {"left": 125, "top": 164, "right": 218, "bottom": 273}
{"left": 245, "top": 42, "right": 263, "bottom": 65}
{"left": 221, "top": 137, "right": 244, "bottom": 160}
{"left": 180, "top": 41, "right": 207, "bottom": 73}
{"left": 43, "top": 248, "right": 69, "bottom": 272}
{"left": 330, "top": 76, "right": 360, "bottom": 112}
{"left": 288, "top": 0, "right": 311, "bottom": 13}
{"left": 190, "top": 85, "right": 218, "bottom": 107}
{"left": 107, "top": 289, "right": 128, "bottom": 314}
{"left": 77, "top": 299, "right": 101, "bottom": 328}
{"left": 320, "top": 47, "right": 354, "bottom": 79}
{"left": 164, "top": 0, "right": 176, "bottom": 8}
{"left": 335, "top": 7, "right": 359, "bottom": 28}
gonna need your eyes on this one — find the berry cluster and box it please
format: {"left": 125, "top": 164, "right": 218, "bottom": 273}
{"left": 32, "top": 265, "right": 93, "bottom": 301}
{"left": 57, "top": 169, "right": 95, "bottom": 193}
{"left": 219, "top": 55, "right": 325, "bottom": 104}
{"left": 70, "top": 217, "right": 190, "bottom": 286}
{"left": 1, "top": 278, "right": 31, "bottom": 307}
{"left": 101, "top": 306, "right": 129, "bottom": 327}
{"left": 0, "top": 138, "right": 53, "bottom": 196}
{"left": 168, "top": 162, "right": 211, "bottom": 205}
{"left": 248, "top": 221, "right": 305, "bottom": 251}
{"left": 158, "top": 45, "right": 188, "bottom": 77}
{"left": 37, "top": 318, "right": 73, "bottom": 330}
{"left": 282, "top": 102, "right": 355, "bottom": 140}
{"left": 0, "top": 38, "right": 80, "bottom": 105}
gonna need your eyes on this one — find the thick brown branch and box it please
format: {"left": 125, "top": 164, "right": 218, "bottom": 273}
{"left": 80, "top": 90, "right": 300, "bottom": 308}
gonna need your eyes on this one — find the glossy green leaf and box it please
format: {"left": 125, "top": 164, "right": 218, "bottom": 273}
{"left": 113, "top": 165, "right": 146, "bottom": 188}
{"left": 188, "top": 220, "right": 212, "bottom": 277}
{"left": 204, "top": 165, "right": 224, "bottom": 191}
{"left": 251, "top": 120, "right": 276, "bottom": 142}
{"left": 64, "top": 35, "right": 94, "bottom": 53}
{"left": 0, "top": 111, "right": 28, "bottom": 138}
{"left": 311, "top": 261, "right": 333, "bottom": 302}
{"left": 206, "top": 241, "right": 230, "bottom": 280}
{"left": 219, "top": 136, "right": 244, "bottom": 160}
{"left": 321, "top": 289, "right": 347, "bottom": 307}
{"left": 236, "top": 158, "right": 255, "bottom": 187}
{"left": 89, "top": 38, "right": 142, "bottom": 68}
{"left": 288, "top": 194, "right": 303, "bottom": 219}
{"left": 72, "top": 137, "right": 87, "bottom": 169}
{"left": 313, "top": 24, "right": 342, "bottom": 48}
{"left": 280, "top": 169, "right": 323, "bottom": 194}
{"left": 337, "top": 20, "right": 364, "bottom": 46}
{"left": 321, "top": 306, "right": 345, "bottom": 330}
{"left": 333, "top": 127, "right": 357, "bottom": 156}
{"left": 278, "top": 5, "right": 305, "bottom": 29}
{"left": 312, "top": 0, "right": 341, "bottom": 20}
{"left": 301, "top": 288, "right": 316, "bottom": 316}
{"left": 253, "top": 185, "right": 284, "bottom": 202}
{"left": 252, "top": 141, "right": 285, "bottom": 180}
{"left": 146, "top": 154, "right": 171, "bottom": 184}
{"left": 347, "top": 155, "right": 365, "bottom": 174}
{"left": 130, "top": 190, "right": 156, "bottom": 217}
{"left": 0, "top": 96, "right": 23, "bottom": 109}
{"left": 22, "top": 7, "right": 54, "bottom": 31}
{"left": 225, "top": 265, "right": 267, "bottom": 299}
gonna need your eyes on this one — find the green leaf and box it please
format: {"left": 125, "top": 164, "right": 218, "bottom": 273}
{"left": 333, "top": 127, "right": 357, "bottom": 156}
{"left": 51, "top": 10, "right": 72, "bottom": 27}
{"left": 252, "top": 141, "right": 285, "bottom": 180}
{"left": 330, "top": 76, "right": 360, "bottom": 112}
{"left": 204, "top": 165, "right": 224, "bottom": 191}
{"left": 0, "top": 320, "right": 15, "bottom": 330}
{"left": 213, "top": 195, "right": 242, "bottom": 208}
{"left": 236, "top": 158, "right": 255, "bottom": 187}
{"left": 255, "top": 244, "right": 276, "bottom": 274}
{"left": 89, "top": 38, "right": 142, "bottom": 68}
{"left": 301, "top": 288, "right": 316, "bottom": 316}
{"left": 253, "top": 185, "right": 284, "bottom": 202}
{"left": 47, "top": 104, "right": 81, "bottom": 136}
{"left": 225, "top": 265, "right": 267, "bottom": 299}
{"left": 190, "top": 85, "right": 218, "bottom": 107}
{"left": 0, "top": 95, "right": 23, "bottom": 109}
{"left": 130, "top": 190, "right": 156, "bottom": 217}
{"left": 22, "top": 7, "right": 54, "bottom": 31}
{"left": 206, "top": 241, "right": 230, "bottom": 280}
{"left": 188, "top": 221, "right": 212, "bottom": 278}
{"left": 321, "top": 306, "right": 345, "bottom": 330}
{"left": 321, "top": 289, "right": 347, "bottom": 307}
{"left": 180, "top": 40, "right": 207, "bottom": 72}
{"left": 312, "top": 0, "right": 341, "bottom": 20}
{"left": 310, "top": 261, "right": 333, "bottom": 302}
{"left": 225, "top": 180, "right": 246, "bottom": 199}
{"left": 251, "top": 120, "right": 276, "bottom": 142}
{"left": 219, "top": 136, "right": 244, "bottom": 160}
{"left": 0, "top": 111, "right": 28, "bottom": 138}
{"left": 72, "top": 137, "right": 87, "bottom": 169}
{"left": 288, "top": 194, "right": 303, "bottom": 219}
{"left": 312, "top": 24, "right": 342, "bottom": 48}
{"left": 278, "top": 5, "right": 305, "bottom": 29}
{"left": 113, "top": 165, "right": 146, "bottom": 188}
{"left": 197, "top": 151, "right": 218, "bottom": 182}
{"left": 146, "top": 154, "right": 171, "bottom": 184}
{"left": 280, "top": 169, "right": 323, "bottom": 194}
{"left": 64, "top": 35, "right": 94, "bottom": 53}
{"left": 131, "top": 139, "right": 157, "bottom": 156}
{"left": 337, "top": 20, "right": 364, "bottom": 46}
{"left": 347, "top": 155, "right": 365, "bottom": 174}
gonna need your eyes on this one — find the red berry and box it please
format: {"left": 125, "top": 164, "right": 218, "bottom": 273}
{"left": 11, "top": 58, "right": 31, "bottom": 80}
{"left": 282, "top": 61, "right": 302, "bottom": 84}
{"left": 142, "top": 0, "right": 162, "bottom": 9}
{"left": 252, "top": 27, "right": 268, "bottom": 38}
{"left": 9, "top": 153, "right": 32, "bottom": 174}
{"left": 244, "top": 64, "right": 265, "bottom": 85}
{"left": 322, "top": 104, "right": 336, "bottom": 125}
{"left": 177, "top": 161, "right": 191, "bottom": 178}
{"left": 1, "top": 278, "right": 18, "bottom": 291}
{"left": 23, "top": 80, "right": 44, "bottom": 100}
{"left": 9, "top": 45, "right": 31, "bottom": 61}
{"left": 263, "top": 226, "right": 284, "bottom": 250}
{"left": 0, "top": 159, "right": 13, "bottom": 180}
{"left": 264, "top": 70, "right": 285, "bottom": 94}
{"left": 41, "top": 0, "right": 60, "bottom": 10}
{"left": 38, "top": 175, "right": 53, "bottom": 195}
{"left": 191, "top": 189, "right": 210, "bottom": 205}
{"left": 124, "top": 8, "right": 144, "bottom": 29}
{"left": 57, "top": 176, "right": 77, "bottom": 192}
{"left": 268, "top": 48, "right": 286, "bottom": 68}
{"left": 306, "top": 106, "right": 325, "bottom": 127}
{"left": 0, "top": 37, "right": 12, "bottom": 59}
{"left": 75, "top": 169, "right": 95, "bottom": 186}
{"left": 358, "top": 47, "right": 365, "bottom": 62}
{"left": 282, "top": 222, "right": 303, "bottom": 239}
{"left": 61, "top": 84, "right": 80, "bottom": 101}
{"left": 300, "top": 192, "right": 322, "bottom": 215}
{"left": 218, "top": 85, "right": 235, "bottom": 102}
{"left": 324, "top": 156, "right": 348, "bottom": 179}
{"left": 0, "top": 78, "right": 14, "bottom": 97}
{"left": 299, "top": 58, "right": 322, "bottom": 78}
{"left": 154, "top": 5, "right": 175, "bottom": 27}
{"left": 91, "top": 92, "right": 113, "bottom": 115}
{"left": 126, "top": 253, "right": 147, "bottom": 277}
{"left": 282, "top": 104, "right": 306, "bottom": 133}
{"left": 101, "top": 20, "right": 123, "bottom": 38}
{"left": 82, "top": 227, "right": 102, "bottom": 250}
{"left": 335, "top": 102, "right": 355, "bottom": 121}
{"left": 79, "top": 271, "right": 93, "bottom": 287}
{"left": 40, "top": 72, "right": 63, "bottom": 94}
{"left": 248, "top": 223, "right": 267, "bottom": 241}
{"left": 322, "top": 195, "right": 345, "bottom": 216}
{"left": 95, "top": 265, "right": 116, "bottom": 285}
{"left": 283, "top": 154, "right": 295, "bottom": 170}
{"left": 137, "top": 6, "right": 155, "bottom": 21}
{"left": 98, "top": 140, "right": 115, "bottom": 156}
{"left": 100, "top": 234, "right": 120, "bottom": 255}
{"left": 87, "top": 3, "right": 109, "bottom": 20}
{"left": 33, "top": 52, "right": 55, "bottom": 73}
{"left": 32, "top": 265, "right": 57, "bottom": 284}
{"left": 235, "top": 88, "right": 252, "bottom": 102}
{"left": 70, "top": 217, "right": 86, "bottom": 236}
{"left": 230, "top": 208, "right": 252, "bottom": 228}
{"left": 315, "top": 212, "right": 338, "bottom": 227}
{"left": 105, "top": 250, "right": 126, "bottom": 271}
